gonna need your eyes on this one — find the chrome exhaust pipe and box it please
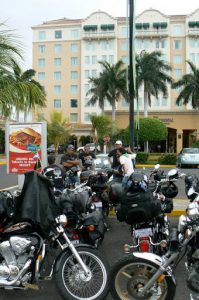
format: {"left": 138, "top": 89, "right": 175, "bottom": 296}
{"left": 0, "top": 259, "right": 31, "bottom": 286}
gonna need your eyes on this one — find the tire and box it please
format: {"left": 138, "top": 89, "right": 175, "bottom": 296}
{"left": 54, "top": 246, "right": 110, "bottom": 300}
{"left": 110, "top": 256, "right": 176, "bottom": 300}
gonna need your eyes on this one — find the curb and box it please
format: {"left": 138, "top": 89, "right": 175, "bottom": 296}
{"left": 136, "top": 164, "right": 176, "bottom": 168}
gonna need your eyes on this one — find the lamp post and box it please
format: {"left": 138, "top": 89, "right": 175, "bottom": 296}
{"left": 128, "top": 0, "right": 135, "bottom": 151}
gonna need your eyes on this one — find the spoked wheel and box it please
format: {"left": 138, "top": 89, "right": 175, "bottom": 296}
{"left": 110, "top": 256, "right": 176, "bottom": 300}
{"left": 54, "top": 246, "right": 109, "bottom": 300}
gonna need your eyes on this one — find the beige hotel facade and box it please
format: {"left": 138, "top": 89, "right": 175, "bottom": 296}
{"left": 32, "top": 9, "right": 199, "bottom": 153}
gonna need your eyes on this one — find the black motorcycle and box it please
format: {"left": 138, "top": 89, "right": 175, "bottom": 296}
{"left": 0, "top": 171, "right": 110, "bottom": 300}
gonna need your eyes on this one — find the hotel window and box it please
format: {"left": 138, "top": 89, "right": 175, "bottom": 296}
{"left": 162, "top": 98, "right": 168, "bottom": 107}
{"left": 122, "top": 98, "right": 129, "bottom": 108}
{"left": 38, "top": 31, "right": 46, "bottom": 40}
{"left": 174, "top": 69, "right": 182, "bottom": 78}
{"left": 121, "top": 26, "right": 127, "bottom": 37}
{"left": 197, "top": 53, "right": 199, "bottom": 63}
{"left": 121, "top": 56, "right": 129, "bottom": 64}
{"left": 190, "top": 53, "right": 195, "bottom": 62}
{"left": 135, "top": 39, "right": 142, "bottom": 49}
{"left": 54, "top": 71, "right": 61, "bottom": 80}
{"left": 85, "top": 70, "right": 90, "bottom": 79}
{"left": 122, "top": 41, "right": 128, "bottom": 51}
{"left": 38, "top": 45, "right": 45, "bottom": 54}
{"left": 71, "top": 29, "right": 79, "bottom": 38}
{"left": 70, "top": 99, "right": 78, "bottom": 108}
{"left": 189, "top": 39, "right": 195, "bottom": 48}
{"left": 154, "top": 99, "right": 160, "bottom": 107}
{"left": 84, "top": 113, "right": 90, "bottom": 122}
{"left": 101, "top": 41, "right": 108, "bottom": 50}
{"left": 84, "top": 98, "right": 90, "bottom": 107}
{"left": 84, "top": 84, "right": 89, "bottom": 93}
{"left": 172, "top": 25, "right": 182, "bottom": 35}
{"left": 161, "top": 54, "right": 167, "bottom": 61}
{"left": 92, "top": 55, "right": 97, "bottom": 64}
{"left": 38, "top": 72, "right": 45, "bottom": 80}
{"left": 70, "top": 85, "right": 78, "bottom": 94}
{"left": 54, "top": 44, "right": 62, "bottom": 53}
{"left": 109, "top": 40, "right": 114, "bottom": 50}
{"left": 156, "top": 39, "right": 166, "bottom": 49}
{"left": 54, "top": 58, "right": 61, "bottom": 66}
{"left": 55, "top": 30, "right": 62, "bottom": 39}
{"left": 143, "top": 39, "right": 149, "bottom": 49}
{"left": 174, "top": 55, "right": 182, "bottom": 64}
{"left": 71, "top": 71, "right": 78, "bottom": 80}
{"left": 84, "top": 56, "right": 90, "bottom": 65}
{"left": 109, "top": 55, "right": 114, "bottom": 64}
{"left": 70, "top": 113, "right": 78, "bottom": 122}
{"left": 101, "top": 55, "right": 107, "bottom": 61}
{"left": 92, "top": 70, "right": 97, "bottom": 77}
{"left": 54, "top": 99, "right": 61, "bottom": 108}
{"left": 71, "top": 43, "right": 78, "bottom": 52}
{"left": 54, "top": 85, "right": 61, "bottom": 94}
{"left": 173, "top": 40, "right": 182, "bottom": 49}
{"left": 85, "top": 42, "right": 90, "bottom": 51}
{"left": 91, "top": 42, "right": 97, "bottom": 50}
{"left": 71, "top": 57, "right": 78, "bottom": 65}
{"left": 38, "top": 58, "right": 45, "bottom": 67}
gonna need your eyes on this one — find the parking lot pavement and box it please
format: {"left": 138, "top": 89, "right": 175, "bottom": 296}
{"left": 0, "top": 217, "right": 190, "bottom": 300}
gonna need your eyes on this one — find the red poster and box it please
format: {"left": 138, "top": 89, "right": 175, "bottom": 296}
{"left": 8, "top": 124, "right": 42, "bottom": 174}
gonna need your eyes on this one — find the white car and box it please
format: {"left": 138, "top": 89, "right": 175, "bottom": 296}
{"left": 77, "top": 143, "right": 101, "bottom": 153}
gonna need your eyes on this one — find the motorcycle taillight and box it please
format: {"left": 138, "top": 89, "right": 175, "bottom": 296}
{"left": 72, "top": 229, "right": 79, "bottom": 240}
{"left": 139, "top": 237, "right": 150, "bottom": 252}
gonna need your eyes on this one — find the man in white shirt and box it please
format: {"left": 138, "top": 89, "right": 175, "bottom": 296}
{"left": 116, "top": 147, "right": 134, "bottom": 188}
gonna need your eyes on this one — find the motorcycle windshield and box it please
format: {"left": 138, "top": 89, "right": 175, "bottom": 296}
{"left": 14, "top": 171, "right": 61, "bottom": 237}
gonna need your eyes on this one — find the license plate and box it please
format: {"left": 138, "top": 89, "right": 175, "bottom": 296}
{"left": 95, "top": 202, "right": 103, "bottom": 208}
{"left": 135, "top": 228, "right": 152, "bottom": 238}
{"left": 71, "top": 239, "right": 79, "bottom": 245}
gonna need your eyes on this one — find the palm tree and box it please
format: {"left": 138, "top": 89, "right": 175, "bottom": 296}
{"left": 0, "top": 24, "right": 23, "bottom": 117}
{"left": 172, "top": 61, "right": 199, "bottom": 108}
{"left": 87, "top": 60, "right": 128, "bottom": 121}
{"left": 9, "top": 61, "right": 46, "bottom": 121}
{"left": 47, "top": 111, "right": 72, "bottom": 154}
{"left": 136, "top": 51, "right": 173, "bottom": 117}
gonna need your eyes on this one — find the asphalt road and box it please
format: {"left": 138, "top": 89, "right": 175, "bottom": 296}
{"left": 1, "top": 163, "right": 198, "bottom": 199}
{"left": 0, "top": 217, "right": 190, "bottom": 300}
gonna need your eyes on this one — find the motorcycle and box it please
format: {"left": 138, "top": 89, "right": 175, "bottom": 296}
{"left": 115, "top": 167, "right": 183, "bottom": 254}
{"left": 0, "top": 171, "right": 110, "bottom": 300}
{"left": 57, "top": 182, "right": 107, "bottom": 248}
{"left": 110, "top": 173, "right": 199, "bottom": 300}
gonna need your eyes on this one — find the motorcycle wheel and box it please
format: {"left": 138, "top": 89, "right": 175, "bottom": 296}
{"left": 54, "top": 246, "right": 110, "bottom": 300}
{"left": 110, "top": 256, "right": 176, "bottom": 300}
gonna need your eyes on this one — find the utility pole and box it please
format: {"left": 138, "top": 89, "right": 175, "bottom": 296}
{"left": 129, "top": 0, "right": 135, "bottom": 151}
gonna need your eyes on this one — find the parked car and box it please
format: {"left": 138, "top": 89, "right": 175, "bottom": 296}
{"left": 77, "top": 143, "right": 101, "bottom": 153}
{"left": 177, "top": 147, "right": 199, "bottom": 168}
{"left": 47, "top": 144, "right": 65, "bottom": 154}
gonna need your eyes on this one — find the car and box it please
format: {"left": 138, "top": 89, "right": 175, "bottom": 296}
{"left": 77, "top": 143, "right": 101, "bottom": 153}
{"left": 177, "top": 148, "right": 199, "bottom": 168}
{"left": 94, "top": 154, "right": 110, "bottom": 170}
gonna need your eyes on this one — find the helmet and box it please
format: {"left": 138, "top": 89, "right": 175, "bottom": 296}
{"left": 161, "top": 183, "right": 178, "bottom": 198}
{"left": 127, "top": 172, "right": 148, "bottom": 193}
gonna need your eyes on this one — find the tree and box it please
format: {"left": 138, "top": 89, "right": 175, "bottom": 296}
{"left": 172, "top": 61, "right": 199, "bottom": 108}
{"left": 47, "top": 111, "right": 72, "bottom": 153}
{"left": 3, "top": 61, "right": 46, "bottom": 121}
{"left": 0, "top": 24, "right": 23, "bottom": 117}
{"left": 87, "top": 60, "right": 128, "bottom": 121}
{"left": 136, "top": 51, "right": 173, "bottom": 117}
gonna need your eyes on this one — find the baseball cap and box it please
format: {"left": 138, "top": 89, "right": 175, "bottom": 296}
{"left": 67, "top": 144, "right": 74, "bottom": 150}
{"left": 115, "top": 140, "right": 122, "bottom": 145}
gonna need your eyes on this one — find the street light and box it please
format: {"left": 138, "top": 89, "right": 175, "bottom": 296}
{"left": 128, "top": 0, "right": 135, "bottom": 151}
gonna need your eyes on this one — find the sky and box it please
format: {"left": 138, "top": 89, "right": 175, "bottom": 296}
{"left": 1, "top": 0, "right": 199, "bottom": 68}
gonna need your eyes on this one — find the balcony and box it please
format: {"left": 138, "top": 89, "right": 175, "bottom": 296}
{"left": 135, "top": 29, "right": 168, "bottom": 38}
{"left": 187, "top": 29, "right": 199, "bottom": 36}
{"left": 82, "top": 30, "right": 115, "bottom": 40}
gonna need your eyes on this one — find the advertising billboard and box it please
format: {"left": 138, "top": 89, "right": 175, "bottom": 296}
{"left": 6, "top": 122, "right": 47, "bottom": 174}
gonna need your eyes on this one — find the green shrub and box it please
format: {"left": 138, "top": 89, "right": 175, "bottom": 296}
{"left": 191, "top": 140, "right": 199, "bottom": 148}
{"left": 136, "top": 152, "right": 149, "bottom": 163}
{"left": 158, "top": 153, "right": 177, "bottom": 165}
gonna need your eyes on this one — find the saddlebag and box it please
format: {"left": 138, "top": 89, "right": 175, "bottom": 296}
{"left": 116, "top": 190, "right": 161, "bottom": 225}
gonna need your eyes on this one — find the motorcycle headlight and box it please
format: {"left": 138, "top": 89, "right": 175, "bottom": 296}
{"left": 57, "top": 215, "right": 68, "bottom": 227}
